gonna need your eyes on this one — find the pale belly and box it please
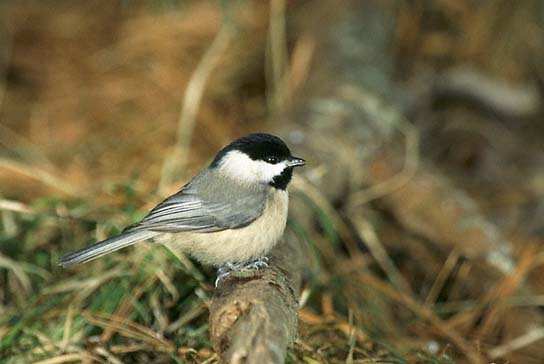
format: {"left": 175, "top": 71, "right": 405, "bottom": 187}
{"left": 159, "top": 190, "right": 288, "bottom": 266}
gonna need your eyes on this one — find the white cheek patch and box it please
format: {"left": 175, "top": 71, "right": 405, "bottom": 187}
{"left": 218, "top": 150, "right": 287, "bottom": 184}
{"left": 260, "top": 160, "right": 288, "bottom": 182}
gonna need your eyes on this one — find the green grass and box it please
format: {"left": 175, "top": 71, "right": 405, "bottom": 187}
{"left": 1, "top": 189, "right": 455, "bottom": 363}
{"left": 0, "top": 192, "right": 215, "bottom": 363}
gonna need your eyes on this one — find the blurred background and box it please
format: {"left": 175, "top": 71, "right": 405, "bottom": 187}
{"left": 1, "top": 0, "right": 544, "bottom": 363}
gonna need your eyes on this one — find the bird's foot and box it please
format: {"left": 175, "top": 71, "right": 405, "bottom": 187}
{"left": 240, "top": 256, "right": 269, "bottom": 271}
{"left": 215, "top": 257, "right": 270, "bottom": 287}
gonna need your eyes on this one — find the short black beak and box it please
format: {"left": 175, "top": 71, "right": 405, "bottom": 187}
{"left": 286, "top": 156, "right": 305, "bottom": 167}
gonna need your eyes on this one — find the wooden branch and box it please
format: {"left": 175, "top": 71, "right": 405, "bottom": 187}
{"left": 209, "top": 232, "right": 303, "bottom": 364}
{"left": 277, "top": 0, "right": 518, "bottom": 276}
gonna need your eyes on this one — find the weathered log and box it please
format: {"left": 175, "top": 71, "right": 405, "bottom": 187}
{"left": 280, "top": 1, "right": 517, "bottom": 273}
{"left": 209, "top": 230, "right": 304, "bottom": 363}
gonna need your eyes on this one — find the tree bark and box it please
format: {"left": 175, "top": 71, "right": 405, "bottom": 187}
{"left": 209, "top": 231, "right": 303, "bottom": 364}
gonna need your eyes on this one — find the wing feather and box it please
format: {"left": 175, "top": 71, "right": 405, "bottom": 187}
{"left": 130, "top": 172, "right": 268, "bottom": 233}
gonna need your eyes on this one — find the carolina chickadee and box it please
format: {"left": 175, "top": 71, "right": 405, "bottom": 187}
{"left": 60, "top": 133, "right": 305, "bottom": 282}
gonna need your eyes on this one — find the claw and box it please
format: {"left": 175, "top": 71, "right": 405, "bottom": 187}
{"left": 215, "top": 271, "right": 229, "bottom": 287}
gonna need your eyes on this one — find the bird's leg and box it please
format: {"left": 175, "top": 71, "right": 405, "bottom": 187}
{"left": 214, "top": 257, "right": 270, "bottom": 287}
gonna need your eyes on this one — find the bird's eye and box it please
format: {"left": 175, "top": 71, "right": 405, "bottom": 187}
{"left": 265, "top": 156, "right": 279, "bottom": 164}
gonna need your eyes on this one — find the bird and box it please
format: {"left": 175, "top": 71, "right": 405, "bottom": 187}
{"left": 59, "top": 133, "right": 305, "bottom": 284}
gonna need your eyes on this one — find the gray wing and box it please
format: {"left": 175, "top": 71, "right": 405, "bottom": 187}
{"left": 130, "top": 171, "right": 268, "bottom": 233}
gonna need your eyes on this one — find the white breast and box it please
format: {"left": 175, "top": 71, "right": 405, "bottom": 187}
{"left": 161, "top": 189, "right": 289, "bottom": 266}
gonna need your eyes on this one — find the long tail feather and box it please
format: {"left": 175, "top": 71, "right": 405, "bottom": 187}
{"left": 59, "top": 230, "right": 158, "bottom": 268}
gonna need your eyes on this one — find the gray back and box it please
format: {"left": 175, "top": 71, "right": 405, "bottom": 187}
{"left": 131, "top": 170, "right": 269, "bottom": 233}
